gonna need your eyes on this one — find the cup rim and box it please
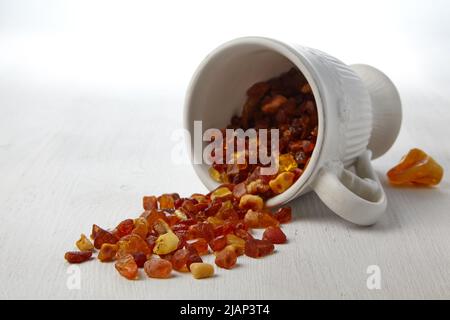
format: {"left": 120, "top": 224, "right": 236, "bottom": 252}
{"left": 184, "top": 36, "right": 325, "bottom": 207}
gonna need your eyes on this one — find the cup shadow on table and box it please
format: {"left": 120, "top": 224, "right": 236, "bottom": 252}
{"left": 288, "top": 170, "right": 448, "bottom": 233}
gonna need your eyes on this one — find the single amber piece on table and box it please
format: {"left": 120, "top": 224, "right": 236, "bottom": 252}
{"left": 387, "top": 148, "right": 443, "bottom": 186}
{"left": 190, "top": 263, "right": 215, "bottom": 279}
{"left": 143, "top": 196, "right": 158, "bottom": 210}
{"left": 171, "top": 248, "right": 189, "bottom": 271}
{"left": 144, "top": 257, "right": 172, "bottom": 279}
{"left": 278, "top": 154, "right": 298, "bottom": 172}
{"left": 225, "top": 234, "right": 245, "bottom": 255}
{"left": 158, "top": 194, "right": 176, "bottom": 209}
{"left": 132, "top": 252, "right": 147, "bottom": 268}
{"left": 115, "top": 254, "right": 138, "bottom": 280}
{"left": 244, "top": 210, "right": 279, "bottom": 228}
{"left": 64, "top": 251, "right": 92, "bottom": 264}
{"left": 274, "top": 207, "right": 292, "bottom": 223}
{"left": 269, "top": 172, "right": 295, "bottom": 194}
{"left": 92, "top": 225, "right": 118, "bottom": 249}
{"left": 215, "top": 246, "right": 237, "bottom": 270}
{"left": 115, "top": 219, "right": 135, "bottom": 238}
{"left": 262, "top": 226, "right": 287, "bottom": 244}
{"left": 239, "top": 194, "right": 264, "bottom": 211}
{"left": 244, "top": 239, "right": 274, "bottom": 258}
{"left": 76, "top": 234, "right": 94, "bottom": 251}
{"left": 187, "top": 238, "right": 209, "bottom": 256}
{"left": 98, "top": 243, "right": 119, "bottom": 262}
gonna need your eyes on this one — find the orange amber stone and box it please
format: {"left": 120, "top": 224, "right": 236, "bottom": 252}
{"left": 387, "top": 148, "right": 443, "bottom": 186}
{"left": 215, "top": 246, "right": 237, "bottom": 269}
{"left": 115, "top": 254, "right": 138, "bottom": 280}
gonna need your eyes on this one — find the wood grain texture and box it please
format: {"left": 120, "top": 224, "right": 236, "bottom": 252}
{"left": 0, "top": 51, "right": 449, "bottom": 300}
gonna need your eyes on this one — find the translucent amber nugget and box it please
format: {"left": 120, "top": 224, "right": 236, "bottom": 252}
{"left": 387, "top": 148, "right": 443, "bottom": 186}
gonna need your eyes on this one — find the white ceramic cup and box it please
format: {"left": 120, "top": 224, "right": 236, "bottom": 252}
{"left": 184, "top": 37, "right": 402, "bottom": 226}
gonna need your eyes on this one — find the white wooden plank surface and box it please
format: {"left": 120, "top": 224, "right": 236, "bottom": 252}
{"left": 1, "top": 1, "right": 450, "bottom": 299}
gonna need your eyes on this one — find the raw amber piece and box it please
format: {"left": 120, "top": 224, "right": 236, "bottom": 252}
{"left": 153, "top": 218, "right": 171, "bottom": 235}
{"left": 262, "top": 226, "right": 287, "bottom": 244}
{"left": 117, "top": 234, "right": 151, "bottom": 256}
{"left": 225, "top": 234, "right": 245, "bottom": 255}
{"left": 171, "top": 248, "right": 189, "bottom": 271}
{"left": 215, "top": 246, "right": 237, "bottom": 269}
{"left": 143, "top": 196, "right": 158, "bottom": 210}
{"left": 98, "top": 243, "right": 119, "bottom": 262}
{"left": 190, "top": 263, "right": 214, "bottom": 279}
{"left": 186, "top": 247, "right": 203, "bottom": 271}
{"left": 141, "top": 210, "right": 166, "bottom": 232}
{"left": 387, "top": 148, "right": 443, "bottom": 186}
{"left": 239, "top": 194, "right": 264, "bottom": 211}
{"left": 244, "top": 210, "right": 279, "bottom": 228}
{"left": 210, "top": 187, "right": 232, "bottom": 201}
{"left": 132, "top": 252, "right": 147, "bottom": 268}
{"left": 244, "top": 239, "right": 274, "bottom": 258}
{"left": 64, "top": 251, "right": 92, "bottom": 264}
{"left": 274, "top": 207, "right": 292, "bottom": 223}
{"left": 144, "top": 257, "right": 172, "bottom": 279}
{"left": 187, "top": 222, "right": 215, "bottom": 242}
{"left": 278, "top": 153, "right": 298, "bottom": 172}
{"left": 269, "top": 172, "right": 295, "bottom": 194}
{"left": 132, "top": 217, "right": 149, "bottom": 239}
{"left": 209, "top": 235, "right": 227, "bottom": 252}
{"left": 158, "top": 194, "right": 175, "bottom": 209}
{"left": 76, "top": 234, "right": 94, "bottom": 251}
{"left": 209, "top": 167, "right": 222, "bottom": 182}
{"left": 153, "top": 231, "right": 179, "bottom": 255}
{"left": 115, "top": 219, "right": 135, "bottom": 238}
{"left": 92, "top": 225, "right": 118, "bottom": 249}
{"left": 115, "top": 254, "right": 138, "bottom": 280}
{"left": 187, "top": 238, "right": 209, "bottom": 256}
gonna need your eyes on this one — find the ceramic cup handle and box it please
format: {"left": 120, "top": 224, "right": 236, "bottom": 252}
{"left": 312, "top": 150, "right": 386, "bottom": 226}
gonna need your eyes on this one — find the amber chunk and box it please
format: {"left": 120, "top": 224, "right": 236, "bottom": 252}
{"left": 262, "top": 226, "right": 287, "bottom": 244}
{"left": 144, "top": 257, "right": 172, "bottom": 279}
{"left": 274, "top": 207, "right": 292, "bottom": 223}
{"left": 190, "top": 263, "right": 214, "bottom": 279}
{"left": 244, "top": 210, "right": 279, "bottom": 228}
{"left": 187, "top": 238, "right": 209, "bottom": 256}
{"left": 115, "top": 219, "right": 135, "bottom": 239}
{"left": 76, "top": 234, "right": 94, "bottom": 251}
{"left": 98, "top": 243, "right": 119, "bottom": 262}
{"left": 387, "top": 148, "right": 443, "bottom": 186}
{"left": 244, "top": 239, "right": 274, "bottom": 258}
{"left": 143, "top": 196, "right": 158, "bottom": 210}
{"left": 158, "top": 194, "right": 176, "bottom": 209}
{"left": 64, "top": 251, "right": 92, "bottom": 264}
{"left": 115, "top": 254, "right": 138, "bottom": 280}
{"left": 132, "top": 252, "right": 147, "bottom": 268}
{"left": 171, "top": 248, "right": 189, "bottom": 271}
{"left": 92, "top": 225, "right": 118, "bottom": 249}
{"left": 215, "top": 246, "right": 237, "bottom": 269}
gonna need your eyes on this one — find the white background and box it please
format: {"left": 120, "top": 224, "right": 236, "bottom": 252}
{"left": 0, "top": 0, "right": 449, "bottom": 299}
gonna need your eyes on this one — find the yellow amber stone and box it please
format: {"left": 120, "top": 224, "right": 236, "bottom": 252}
{"left": 209, "top": 167, "right": 222, "bottom": 182}
{"left": 278, "top": 153, "right": 298, "bottom": 172}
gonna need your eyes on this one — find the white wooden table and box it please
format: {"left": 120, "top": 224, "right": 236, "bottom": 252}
{"left": 1, "top": 1, "right": 449, "bottom": 299}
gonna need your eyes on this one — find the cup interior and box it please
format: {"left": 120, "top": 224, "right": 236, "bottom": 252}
{"left": 184, "top": 37, "right": 323, "bottom": 207}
